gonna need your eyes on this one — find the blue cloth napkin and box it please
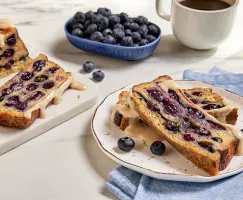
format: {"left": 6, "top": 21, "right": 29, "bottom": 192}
{"left": 106, "top": 67, "right": 243, "bottom": 200}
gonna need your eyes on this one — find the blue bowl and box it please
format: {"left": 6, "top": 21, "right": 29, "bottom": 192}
{"left": 64, "top": 18, "right": 161, "bottom": 61}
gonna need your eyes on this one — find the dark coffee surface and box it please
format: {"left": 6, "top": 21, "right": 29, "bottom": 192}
{"left": 179, "top": 0, "right": 231, "bottom": 10}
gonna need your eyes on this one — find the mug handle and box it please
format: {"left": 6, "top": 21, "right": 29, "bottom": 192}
{"left": 156, "top": 0, "right": 171, "bottom": 21}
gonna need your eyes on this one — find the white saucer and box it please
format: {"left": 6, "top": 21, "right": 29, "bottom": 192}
{"left": 92, "top": 80, "right": 243, "bottom": 182}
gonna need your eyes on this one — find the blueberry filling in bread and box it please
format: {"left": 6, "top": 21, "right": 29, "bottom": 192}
{"left": 0, "top": 54, "right": 86, "bottom": 128}
{"left": 130, "top": 80, "right": 241, "bottom": 176}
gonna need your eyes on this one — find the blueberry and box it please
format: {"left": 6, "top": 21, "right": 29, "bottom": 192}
{"left": 49, "top": 67, "right": 59, "bottom": 74}
{"left": 165, "top": 120, "right": 180, "bottom": 132}
{"left": 28, "top": 91, "right": 45, "bottom": 101}
{"left": 147, "top": 89, "right": 163, "bottom": 102}
{"left": 118, "top": 137, "right": 135, "bottom": 152}
{"left": 192, "top": 91, "right": 203, "bottom": 96}
{"left": 212, "top": 137, "right": 223, "bottom": 143}
{"left": 134, "top": 16, "right": 148, "bottom": 25}
{"left": 73, "top": 12, "right": 86, "bottom": 24}
{"left": 130, "top": 23, "right": 139, "bottom": 31}
{"left": 6, "top": 35, "right": 16, "bottom": 46}
{"left": 128, "top": 18, "right": 134, "bottom": 23}
{"left": 198, "top": 142, "right": 216, "bottom": 153}
{"left": 183, "top": 134, "right": 195, "bottom": 141}
{"left": 122, "top": 36, "right": 133, "bottom": 46}
{"left": 97, "top": 8, "right": 111, "bottom": 17}
{"left": 84, "top": 20, "right": 91, "bottom": 29}
{"left": 10, "top": 82, "right": 23, "bottom": 91}
{"left": 43, "top": 81, "right": 55, "bottom": 89}
{"left": 113, "top": 23, "right": 124, "bottom": 30}
{"left": 131, "top": 32, "right": 141, "bottom": 43}
{"left": 91, "top": 14, "right": 103, "bottom": 24}
{"left": 90, "top": 31, "right": 103, "bottom": 42}
{"left": 138, "top": 24, "right": 148, "bottom": 37}
{"left": 97, "top": 17, "right": 109, "bottom": 30}
{"left": 85, "top": 11, "right": 95, "bottom": 20}
{"left": 148, "top": 24, "right": 160, "bottom": 36}
{"left": 119, "top": 12, "right": 129, "bottom": 23}
{"left": 72, "top": 23, "right": 84, "bottom": 30}
{"left": 103, "top": 35, "right": 116, "bottom": 44}
{"left": 4, "top": 60, "right": 14, "bottom": 69}
{"left": 203, "top": 104, "right": 222, "bottom": 110}
{"left": 83, "top": 61, "right": 96, "bottom": 73}
{"left": 2, "top": 88, "right": 12, "bottom": 96}
{"left": 125, "top": 29, "right": 132, "bottom": 36}
{"left": 129, "top": 43, "right": 139, "bottom": 47}
{"left": 26, "top": 83, "right": 38, "bottom": 91}
{"left": 184, "top": 92, "right": 191, "bottom": 98}
{"left": 3, "top": 49, "right": 14, "bottom": 57}
{"left": 109, "top": 15, "right": 121, "bottom": 27}
{"left": 112, "top": 28, "right": 125, "bottom": 40}
{"left": 21, "top": 71, "right": 34, "bottom": 81}
{"left": 124, "top": 22, "right": 131, "bottom": 29}
{"left": 85, "top": 24, "right": 98, "bottom": 36}
{"left": 150, "top": 141, "right": 166, "bottom": 155}
{"left": 92, "top": 70, "right": 105, "bottom": 82}
{"left": 139, "top": 39, "right": 149, "bottom": 46}
{"left": 146, "top": 35, "right": 156, "bottom": 43}
{"left": 103, "top": 28, "right": 112, "bottom": 36}
{"left": 241, "top": 129, "right": 243, "bottom": 133}
{"left": 33, "top": 60, "right": 46, "bottom": 71}
{"left": 72, "top": 28, "right": 84, "bottom": 37}
{"left": 34, "top": 75, "right": 48, "bottom": 82}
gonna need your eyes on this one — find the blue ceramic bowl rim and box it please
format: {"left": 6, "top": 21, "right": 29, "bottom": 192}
{"left": 64, "top": 18, "right": 161, "bottom": 49}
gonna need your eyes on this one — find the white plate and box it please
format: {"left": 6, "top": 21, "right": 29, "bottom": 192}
{"left": 0, "top": 57, "right": 98, "bottom": 156}
{"left": 92, "top": 80, "right": 243, "bottom": 182}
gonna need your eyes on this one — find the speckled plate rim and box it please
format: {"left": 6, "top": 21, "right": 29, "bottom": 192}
{"left": 91, "top": 80, "right": 243, "bottom": 182}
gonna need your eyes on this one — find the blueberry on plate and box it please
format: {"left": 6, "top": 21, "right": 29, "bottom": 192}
{"left": 85, "top": 11, "right": 95, "bottom": 20}
{"left": 138, "top": 24, "right": 148, "bottom": 37}
{"left": 113, "top": 23, "right": 124, "bottom": 30}
{"left": 139, "top": 38, "right": 149, "bottom": 46}
{"left": 148, "top": 24, "right": 160, "bottom": 36}
{"left": 146, "top": 35, "right": 156, "bottom": 43}
{"left": 150, "top": 141, "right": 166, "bottom": 155}
{"left": 131, "top": 32, "right": 141, "bottom": 43}
{"left": 92, "top": 70, "right": 105, "bottom": 82}
{"left": 84, "top": 20, "right": 91, "bottom": 29}
{"left": 72, "top": 23, "right": 84, "bottom": 30}
{"left": 91, "top": 14, "right": 103, "bottom": 24}
{"left": 103, "top": 28, "right": 112, "bottom": 36}
{"left": 90, "top": 31, "right": 104, "bottom": 42}
{"left": 119, "top": 12, "right": 129, "bottom": 23}
{"left": 112, "top": 28, "right": 125, "bottom": 40}
{"left": 122, "top": 36, "right": 133, "bottom": 46}
{"left": 103, "top": 35, "right": 116, "bottom": 44}
{"left": 83, "top": 61, "right": 96, "bottom": 73}
{"left": 97, "top": 16, "right": 109, "bottom": 30}
{"left": 130, "top": 23, "right": 139, "bottom": 32}
{"left": 85, "top": 24, "right": 98, "bottom": 36}
{"left": 109, "top": 14, "right": 121, "bottom": 27}
{"left": 134, "top": 16, "right": 148, "bottom": 25}
{"left": 97, "top": 7, "right": 112, "bottom": 17}
{"left": 72, "top": 29, "right": 84, "bottom": 37}
{"left": 118, "top": 137, "right": 135, "bottom": 152}
{"left": 73, "top": 12, "right": 86, "bottom": 24}
{"left": 125, "top": 29, "right": 132, "bottom": 36}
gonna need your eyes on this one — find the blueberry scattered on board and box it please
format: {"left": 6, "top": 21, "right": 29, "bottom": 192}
{"left": 150, "top": 141, "right": 166, "bottom": 155}
{"left": 118, "top": 137, "right": 135, "bottom": 152}
{"left": 69, "top": 8, "right": 160, "bottom": 47}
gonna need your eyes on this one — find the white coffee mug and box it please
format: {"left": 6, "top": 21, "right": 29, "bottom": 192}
{"left": 156, "top": 0, "right": 239, "bottom": 50}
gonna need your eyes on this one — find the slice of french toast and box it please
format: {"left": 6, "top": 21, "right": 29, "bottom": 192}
{"left": 0, "top": 21, "right": 30, "bottom": 78}
{"left": 183, "top": 88, "right": 238, "bottom": 125}
{"left": 130, "top": 79, "right": 239, "bottom": 176}
{"left": 0, "top": 54, "right": 84, "bottom": 128}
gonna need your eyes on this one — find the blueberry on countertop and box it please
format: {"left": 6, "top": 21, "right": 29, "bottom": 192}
{"left": 92, "top": 70, "right": 105, "bottom": 82}
{"left": 113, "top": 23, "right": 124, "bottom": 30}
{"left": 109, "top": 14, "right": 121, "bottom": 27}
{"left": 122, "top": 36, "right": 133, "bottom": 46}
{"left": 72, "top": 29, "right": 84, "bottom": 37}
{"left": 90, "top": 31, "right": 104, "bottom": 42}
{"left": 112, "top": 28, "right": 125, "bottom": 40}
{"left": 73, "top": 12, "right": 86, "bottom": 23}
{"left": 150, "top": 141, "right": 166, "bottom": 155}
{"left": 103, "top": 28, "right": 113, "bottom": 36}
{"left": 131, "top": 32, "right": 141, "bottom": 43}
{"left": 103, "top": 35, "right": 116, "bottom": 44}
{"left": 118, "top": 137, "right": 135, "bottom": 152}
{"left": 139, "top": 38, "right": 149, "bottom": 46}
{"left": 97, "top": 7, "right": 112, "bottom": 17}
{"left": 83, "top": 61, "right": 96, "bottom": 73}
{"left": 146, "top": 35, "right": 156, "bottom": 43}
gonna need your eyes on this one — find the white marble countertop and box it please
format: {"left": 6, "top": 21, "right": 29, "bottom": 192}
{"left": 0, "top": 0, "right": 243, "bottom": 199}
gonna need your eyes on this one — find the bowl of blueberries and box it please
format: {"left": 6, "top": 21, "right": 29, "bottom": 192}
{"left": 64, "top": 8, "right": 161, "bottom": 61}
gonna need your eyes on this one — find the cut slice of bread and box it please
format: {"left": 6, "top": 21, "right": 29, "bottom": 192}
{"left": 0, "top": 27, "right": 30, "bottom": 78}
{"left": 0, "top": 54, "right": 78, "bottom": 128}
{"left": 130, "top": 79, "right": 239, "bottom": 176}
{"left": 183, "top": 88, "right": 238, "bottom": 125}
